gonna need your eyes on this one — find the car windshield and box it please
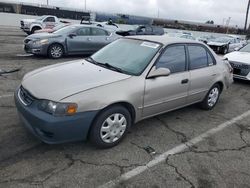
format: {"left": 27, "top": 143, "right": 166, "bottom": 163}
{"left": 212, "top": 37, "right": 231, "bottom": 43}
{"left": 53, "top": 25, "right": 77, "bottom": 35}
{"left": 36, "top": 16, "right": 47, "bottom": 21}
{"left": 239, "top": 44, "right": 250, "bottom": 53}
{"left": 91, "top": 38, "right": 161, "bottom": 75}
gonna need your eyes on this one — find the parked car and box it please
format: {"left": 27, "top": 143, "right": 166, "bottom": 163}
{"left": 20, "top": 15, "right": 65, "bottom": 34}
{"left": 207, "top": 36, "right": 243, "bottom": 54}
{"left": 23, "top": 24, "right": 119, "bottom": 58}
{"left": 167, "top": 33, "right": 196, "bottom": 40}
{"left": 34, "top": 23, "right": 70, "bottom": 34}
{"left": 116, "top": 25, "right": 164, "bottom": 36}
{"left": 81, "top": 20, "right": 119, "bottom": 32}
{"left": 15, "top": 36, "right": 233, "bottom": 148}
{"left": 224, "top": 43, "right": 250, "bottom": 81}
{"left": 197, "top": 35, "right": 215, "bottom": 44}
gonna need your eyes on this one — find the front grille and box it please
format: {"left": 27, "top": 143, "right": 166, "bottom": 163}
{"left": 20, "top": 21, "right": 24, "bottom": 27}
{"left": 18, "top": 86, "right": 35, "bottom": 106}
{"left": 208, "top": 45, "right": 219, "bottom": 53}
{"left": 229, "top": 61, "right": 250, "bottom": 77}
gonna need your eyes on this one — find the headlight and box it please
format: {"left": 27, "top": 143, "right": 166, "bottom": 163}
{"left": 33, "top": 39, "right": 49, "bottom": 45}
{"left": 38, "top": 100, "right": 78, "bottom": 116}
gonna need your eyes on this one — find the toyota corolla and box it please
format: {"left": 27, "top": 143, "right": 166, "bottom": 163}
{"left": 15, "top": 36, "right": 233, "bottom": 148}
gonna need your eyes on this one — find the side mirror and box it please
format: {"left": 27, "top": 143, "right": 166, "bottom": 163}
{"left": 68, "top": 33, "right": 76, "bottom": 38}
{"left": 147, "top": 67, "right": 171, "bottom": 79}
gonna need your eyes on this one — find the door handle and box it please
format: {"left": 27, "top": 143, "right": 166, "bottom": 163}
{"left": 181, "top": 79, "right": 189, "bottom": 84}
{"left": 87, "top": 38, "right": 91, "bottom": 41}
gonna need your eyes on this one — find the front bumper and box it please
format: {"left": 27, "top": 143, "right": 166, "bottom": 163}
{"left": 14, "top": 88, "right": 98, "bottom": 144}
{"left": 24, "top": 42, "right": 49, "bottom": 55}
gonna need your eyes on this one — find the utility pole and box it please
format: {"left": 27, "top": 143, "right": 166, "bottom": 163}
{"left": 47, "top": 0, "right": 48, "bottom": 6}
{"left": 226, "top": 17, "right": 231, "bottom": 34}
{"left": 244, "top": 0, "right": 250, "bottom": 31}
{"left": 157, "top": 8, "right": 159, "bottom": 18}
{"left": 84, "top": 0, "right": 87, "bottom": 11}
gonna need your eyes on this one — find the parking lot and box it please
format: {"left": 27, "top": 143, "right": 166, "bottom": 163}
{"left": 0, "top": 26, "right": 250, "bottom": 188}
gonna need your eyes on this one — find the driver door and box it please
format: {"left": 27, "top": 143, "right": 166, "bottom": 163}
{"left": 143, "top": 45, "right": 190, "bottom": 118}
{"left": 66, "top": 27, "right": 93, "bottom": 54}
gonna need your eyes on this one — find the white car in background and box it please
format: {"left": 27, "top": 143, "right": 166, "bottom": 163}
{"left": 224, "top": 44, "right": 250, "bottom": 81}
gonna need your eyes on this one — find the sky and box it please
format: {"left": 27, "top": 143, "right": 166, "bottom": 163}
{"left": 4, "top": 0, "right": 250, "bottom": 27}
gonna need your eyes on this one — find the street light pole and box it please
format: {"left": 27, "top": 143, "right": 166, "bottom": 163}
{"left": 244, "top": 0, "right": 250, "bottom": 32}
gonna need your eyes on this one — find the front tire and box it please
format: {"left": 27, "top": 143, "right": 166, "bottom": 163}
{"left": 222, "top": 46, "right": 228, "bottom": 54}
{"left": 89, "top": 105, "right": 131, "bottom": 148}
{"left": 200, "top": 84, "right": 221, "bottom": 110}
{"left": 48, "top": 44, "right": 64, "bottom": 59}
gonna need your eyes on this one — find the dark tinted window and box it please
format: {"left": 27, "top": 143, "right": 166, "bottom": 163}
{"left": 76, "top": 27, "right": 91, "bottom": 36}
{"left": 44, "top": 17, "right": 55, "bottom": 22}
{"left": 91, "top": 28, "right": 108, "bottom": 36}
{"left": 156, "top": 45, "right": 186, "bottom": 73}
{"left": 188, "top": 45, "right": 208, "bottom": 70}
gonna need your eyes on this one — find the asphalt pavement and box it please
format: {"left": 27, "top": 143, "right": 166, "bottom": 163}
{"left": 0, "top": 27, "right": 250, "bottom": 188}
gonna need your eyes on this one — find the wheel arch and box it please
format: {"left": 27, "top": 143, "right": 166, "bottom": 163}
{"left": 86, "top": 101, "right": 136, "bottom": 139}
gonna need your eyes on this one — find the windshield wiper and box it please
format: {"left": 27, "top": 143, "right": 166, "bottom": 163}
{"left": 102, "top": 63, "right": 125, "bottom": 73}
{"left": 85, "top": 57, "right": 98, "bottom": 65}
{"left": 85, "top": 57, "right": 130, "bottom": 74}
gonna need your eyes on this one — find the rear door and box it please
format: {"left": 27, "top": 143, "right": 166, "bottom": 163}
{"left": 143, "top": 44, "right": 190, "bottom": 117}
{"left": 90, "top": 28, "right": 111, "bottom": 52}
{"left": 187, "top": 44, "right": 217, "bottom": 104}
{"left": 66, "top": 27, "right": 92, "bottom": 54}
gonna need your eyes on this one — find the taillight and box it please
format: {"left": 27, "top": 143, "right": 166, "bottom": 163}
{"left": 223, "top": 59, "right": 233, "bottom": 73}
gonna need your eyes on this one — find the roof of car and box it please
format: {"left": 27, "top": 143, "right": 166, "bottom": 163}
{"left": 127, "top": 35, "right": 202, "bottom": 46}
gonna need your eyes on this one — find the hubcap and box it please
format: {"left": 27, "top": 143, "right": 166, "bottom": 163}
{"left": 208, "top": 87, "right": 219, "bottom": 107}
{"left": 100, "top": 113, "right": 127, "bottom": 143}
{"left": 51, "top": 46, "right": 62, "bottom": 58}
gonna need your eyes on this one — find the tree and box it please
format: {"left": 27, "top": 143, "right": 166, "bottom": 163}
{"left": 206, "top": 20, "right": 214, "bottom": 24}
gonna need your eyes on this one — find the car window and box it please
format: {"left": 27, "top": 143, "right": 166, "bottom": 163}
{"left": 207, "top": 51, "right": 215, "bottom": 66}
{"left": 156, "top": 45, "right": 186, "bottom": 74}
{"left": 76, "top": 27, "right": 91, "bottom": 36}
{"left": 91, "top": 28, "right": 108, "bottom": 36}
{"left": 146, "top": 27, "right": 152, "bottom": 32}
{"left": 188, "top": 45, "right": 208, "bottom": 70}
{"left": 91, "top": 38, "right": 161, "bottom": 75}
{"left": 44, "top": 17, "right": 55, "bottom": 22}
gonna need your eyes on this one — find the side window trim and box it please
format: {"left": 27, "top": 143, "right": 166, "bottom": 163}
{"left": 153, "top": 43, "right": 188, "bottom": 75}
{"left": 187, "top": 43, "right": 216, "bottom": 71}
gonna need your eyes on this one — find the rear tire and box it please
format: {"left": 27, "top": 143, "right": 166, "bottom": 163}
{"left": 222, "top": 46, "right": 228, "bottom": 54}
{"left": 200, "top": 84, "right": 221, "bottom": 110}
{"left": 48, "top": 44, "right": 64, "bottom": 59}
{"left": 89, "top": 105, "right": 131, "bottom": 148}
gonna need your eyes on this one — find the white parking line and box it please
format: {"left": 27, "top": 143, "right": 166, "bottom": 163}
{"left": 0, "top": 94, "right": 14, "bottom": 99}
{"left": 99, "top": 110, "right": 250, "bottom": 188}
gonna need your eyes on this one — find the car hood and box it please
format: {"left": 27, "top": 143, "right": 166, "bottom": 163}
{"left": 224, "top": 51, "right": 250, "bottom": 65}
{"left": 207, "top": 41, "right": 227, "bottom": 46}
{"left": 22, "top": 59, "right": 131, "bottom": 101}
{"left": 21, "top": 19, "right": 36, "bottom": 23}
